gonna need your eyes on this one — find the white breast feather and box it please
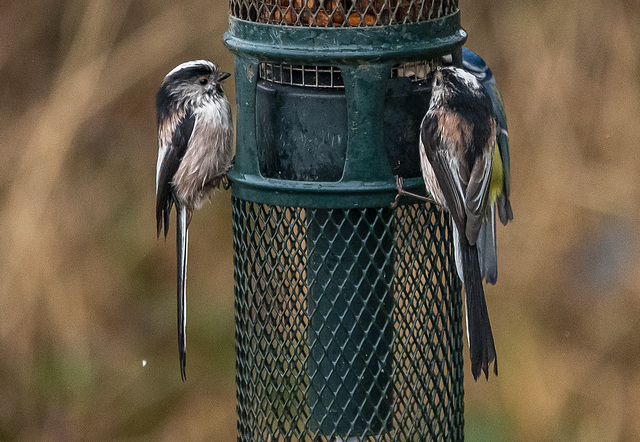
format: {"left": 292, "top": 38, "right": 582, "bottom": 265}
{"left": 173, "top": 95, "right": 233, "bottom": 207}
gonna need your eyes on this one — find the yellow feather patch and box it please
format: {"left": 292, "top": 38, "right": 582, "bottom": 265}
{"left": 489, "top": 142, "right": 504, "bottom": 204}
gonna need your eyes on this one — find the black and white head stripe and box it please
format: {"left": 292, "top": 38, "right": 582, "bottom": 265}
{"left": 439, "top": 66, "right": 483, "bottom": 94}
{"left": 162, "top": 60, "right": 217, "bottom": 84}
{"left": 429, "top": 66, "right": 486, "bottom": 115}
{"left": 156, "top": 60, "right": 230, "bottom": 130}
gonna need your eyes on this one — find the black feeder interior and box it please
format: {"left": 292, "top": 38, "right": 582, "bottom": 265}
{"left": 224, "top": 0, "right": 467, "bottom": 439}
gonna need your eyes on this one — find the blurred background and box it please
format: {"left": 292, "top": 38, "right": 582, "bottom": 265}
{"left": 1, "top": 0, "right": 639, "bottom": 440}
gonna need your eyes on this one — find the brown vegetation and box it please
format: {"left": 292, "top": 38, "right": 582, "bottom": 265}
{"left": 1, "top": 0, "right": 639, "bottom": 439}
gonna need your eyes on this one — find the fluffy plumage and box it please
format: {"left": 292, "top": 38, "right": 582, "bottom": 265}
{"left": 156, "top": 60, "right": 233, "bottom": 380}
{"left": 419, "top": 65, "right": 498, "bottom": 380}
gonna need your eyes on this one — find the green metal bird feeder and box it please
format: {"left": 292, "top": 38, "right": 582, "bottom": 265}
{"left": 225, "top": 1, "right": 467, "bottom": 439}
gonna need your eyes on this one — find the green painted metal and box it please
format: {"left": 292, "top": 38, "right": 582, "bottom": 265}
{"left": 224, "top": 14, "right": 466, "bottom": 209}
{"left": 226, "top": 8, "right": 466, "bottom": 441}
{"left": 225, "top": 14, "right": 466, "bottom": 63}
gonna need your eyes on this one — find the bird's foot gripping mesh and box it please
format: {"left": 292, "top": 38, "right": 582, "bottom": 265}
{"left": 233, "top": 197, "right": 464, "bottom": 441}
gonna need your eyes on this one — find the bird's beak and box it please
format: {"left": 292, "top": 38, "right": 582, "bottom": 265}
{"left": 218, "top": 71, "right": 231, "bottom": 82}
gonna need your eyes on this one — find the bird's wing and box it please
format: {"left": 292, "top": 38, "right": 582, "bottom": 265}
{"left": 420, "top": 113, "right": 468, "bottom": 235}
{"left": 486, "top": 77, "right": 513, "bottom": 225}
{"left": 464, "top": 144, "right": 493, "bottom": 244}
{"left": 496, "top": 131, "right": 513, "bottom": 226}
{"left": 156, "top": 110, "right": 195, "bottom": 237}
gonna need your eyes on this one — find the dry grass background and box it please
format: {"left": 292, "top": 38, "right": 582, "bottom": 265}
{"left": 0, "top": 0, "right": 639, "bottom": 440}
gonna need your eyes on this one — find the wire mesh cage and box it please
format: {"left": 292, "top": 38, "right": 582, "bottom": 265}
{"left": 233, "top": 199, "right": 464, "bottom": 441}
{"left": 230, "top": 0, "right": 458, "bottom": 27}
{"left": 225, "top": 0, "right": 467, "bottom": 438}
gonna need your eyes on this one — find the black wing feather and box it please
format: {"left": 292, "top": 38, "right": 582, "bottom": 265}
{"left": 156, "top": 110, "right": 195, "bottom": 237}
{"left": 420, "top": 117, "right": 467, "bottom": 234}
{"left": 464, "top": 149, "right": 492, "bottom": 244}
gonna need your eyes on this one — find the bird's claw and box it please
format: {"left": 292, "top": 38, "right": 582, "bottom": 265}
{"left": 391, "top": 176, "right": 405, "bottom": 209}
{"left": 395, "top": 175, "right": 405, "bottom": 192}
{"left": 222, "top": 175, "right": 231, "bottom": 190}
{"left": 392, "top": 175, "right": 437, "bottom": 206}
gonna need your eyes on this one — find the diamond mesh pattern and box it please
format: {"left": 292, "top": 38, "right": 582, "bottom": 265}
{"left": 229, "top": 0, "right": 458, "bottom": 27}
{"left": 233, "top": 197, "right": 464, "bottom": 441}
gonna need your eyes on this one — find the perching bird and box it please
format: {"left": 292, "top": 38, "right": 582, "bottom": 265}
{"left": 156, "top": 60, "right": 233, "bottom": 380}
{"left": 419, "top": 65, "right": 500, "bottom": 380}
{"left": 461, "top": 47, "right": 513, "bottom": 284}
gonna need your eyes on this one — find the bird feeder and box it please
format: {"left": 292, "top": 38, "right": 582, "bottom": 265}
{"left": 225, "top": 0, "right": 467, "bottom": 439}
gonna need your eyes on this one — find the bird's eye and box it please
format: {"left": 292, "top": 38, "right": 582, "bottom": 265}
{"left": 198, "top": 77, "right": 209, "bottom": 86}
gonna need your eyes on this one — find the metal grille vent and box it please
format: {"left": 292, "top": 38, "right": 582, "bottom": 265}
{"left": 230, "top": 0, "right": 459, "bottom": 27}
{"left": 258, "top": 59, "right": 441, "bottom": 88}
{"left": 259, "top": 63, "right": 345, "bottom": 88}
{"left": 233, "top": 198, "right": 464, "bottom": 441}
{"left": 390, "top": 59, "right": 440, "bottom": 82}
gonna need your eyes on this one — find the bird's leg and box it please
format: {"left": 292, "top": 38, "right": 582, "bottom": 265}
{"left": 392, "top": 176, "right": 436, "bottom": 208}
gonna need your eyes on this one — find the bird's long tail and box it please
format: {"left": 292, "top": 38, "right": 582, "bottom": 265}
{"left": 177, "top": 205, "right": 189, "bottom": 381}
{"left": 461, "top": 238, "right": 497, "bottom": 380}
